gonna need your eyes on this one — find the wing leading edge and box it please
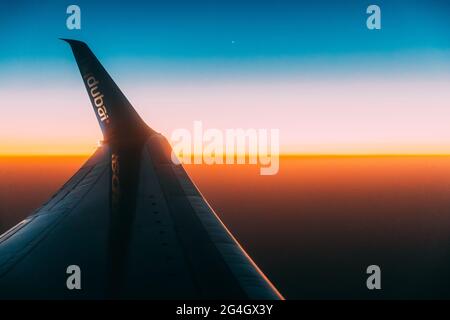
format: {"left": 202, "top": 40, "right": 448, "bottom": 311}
{"left": 0, "top": 39, "right": 283, "bottom": 300}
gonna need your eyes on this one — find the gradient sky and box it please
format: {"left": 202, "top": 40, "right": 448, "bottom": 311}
{"left": 1, "top": 0, "right": 450, "bottom": 155}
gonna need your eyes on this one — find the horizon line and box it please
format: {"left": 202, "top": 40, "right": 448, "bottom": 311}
{"left": 3, "top": 153, "right": 450, "bottom": 158}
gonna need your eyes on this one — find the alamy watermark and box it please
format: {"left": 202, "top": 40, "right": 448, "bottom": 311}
{"left": 366, "top": 5, "right": 381, "bottom": 30}
{"left": 66, "top": 5, "right": 81, "bottom": 30}
{"left": 366, "top": 265, "right": 381, "bottom": 290}
{"left": 66, "top": 265, "right": 81, "bottom": 290}
{"left": 170, "top": 121, "right": 280, "bottom": 175}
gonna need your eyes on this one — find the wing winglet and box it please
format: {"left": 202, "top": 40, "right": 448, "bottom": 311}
{"left": 61, "top": 38, "right": 154, "bottom": 142}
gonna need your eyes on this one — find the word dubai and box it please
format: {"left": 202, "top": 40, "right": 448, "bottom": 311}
{"left": 170, "top": 121, "right": 279, "bottom": 175}
{"left": 83, "top": 73, "right": 110, "bottom": 123}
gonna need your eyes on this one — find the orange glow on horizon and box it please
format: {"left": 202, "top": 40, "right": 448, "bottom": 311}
{"left": 3, "top": 152, "right": 450, "bottom": 157}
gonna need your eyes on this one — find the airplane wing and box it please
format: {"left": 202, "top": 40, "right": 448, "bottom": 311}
{"left": 0, "top": 39, "right": 283, "bottom": 300}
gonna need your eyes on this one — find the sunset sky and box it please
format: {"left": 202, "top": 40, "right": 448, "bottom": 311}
{"left": 3, "top": 1, "right": 450, "bottom": 299}
{"left": 1, "top": 0, "right": 450, "bottom": 155}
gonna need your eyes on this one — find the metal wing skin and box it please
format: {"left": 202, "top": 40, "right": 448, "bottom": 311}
{"left": 0, "top": 40, "right": 283, "bottom": 300}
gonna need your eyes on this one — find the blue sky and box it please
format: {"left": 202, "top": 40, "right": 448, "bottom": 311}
{"left": 0, "top": 0, "right": 448, "bottom": 86}
{"left": 1, "top": 1, "right": 449, "bottom": 62}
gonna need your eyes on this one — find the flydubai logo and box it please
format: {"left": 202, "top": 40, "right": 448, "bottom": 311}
{"left": 83, "top": 73, "right": 110, "bottom": 123}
